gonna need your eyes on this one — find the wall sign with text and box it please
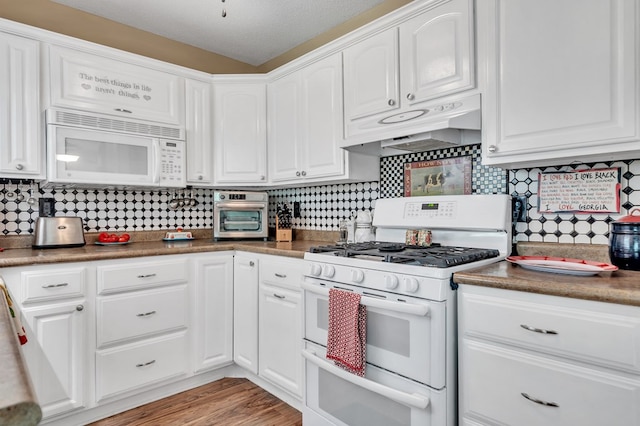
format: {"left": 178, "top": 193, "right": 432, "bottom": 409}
{"left": 538, "top": 168, "right": 620, "bottom": 213}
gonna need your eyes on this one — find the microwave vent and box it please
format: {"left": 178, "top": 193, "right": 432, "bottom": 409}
{"left": 48, "top": 109, "right": 184, "bottom": 140}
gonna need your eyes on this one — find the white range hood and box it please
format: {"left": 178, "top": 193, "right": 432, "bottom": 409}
{"left": 341, "top": 93, "right": 481, "bottom": 157}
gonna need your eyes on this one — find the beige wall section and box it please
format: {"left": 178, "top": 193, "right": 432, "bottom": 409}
{"left": 0, "top": 0, "right": 411, "bottom": 74}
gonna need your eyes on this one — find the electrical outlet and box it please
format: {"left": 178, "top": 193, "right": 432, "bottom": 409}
{"left": 293, "top": 201, "right": 301, "bottom": 218}
{"left": 512, "top": 196, "right": 527, "bottom": 222}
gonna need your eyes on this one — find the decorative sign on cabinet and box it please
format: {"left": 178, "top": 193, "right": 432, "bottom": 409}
{"left": 46, "top": 45, "right": 185, "bottom": 126}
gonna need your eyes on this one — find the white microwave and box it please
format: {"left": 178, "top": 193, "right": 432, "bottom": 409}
{"left": 45, "top": 109, "right": 186, "bottom": 188}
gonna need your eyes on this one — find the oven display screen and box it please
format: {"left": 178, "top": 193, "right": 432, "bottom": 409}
{"left": 229, "top": 193, "right": 246, "bottom": 200}
{"left": 421, "top": 203, "right": 439, "bottom": 210}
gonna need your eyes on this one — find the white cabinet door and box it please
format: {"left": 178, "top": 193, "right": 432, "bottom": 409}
{"left": 267, "top": 73, "right": 303, "bottom": 182}
{"left": 300, "top": 53, "right": 345, "bottom": 180}
{"left": 400, "top": 0, "right": 474, "bottom": 105}
{"left": 259, "top": 282, "right": 303, "bottom": 398}
{"left": 47, "top": 45, "right": 184, "bottom": 125}
{"left": 192, "top": 254, "right": 234, "bottom": 373}
{"left": 21, "top": 301, "right": 86, "bottom": 418}
{"left": 233, "top": 253, "right": 259, "bottom": 374}
{"left": 0, "top": 32, "right": 42, "bottom": 178}
{"left": 479, "top": 0, "right": 640, "bottom": 168}
{"left": 343, "top": 27, "right": 399, "bottom": 121}
{"left": 213, "top": 82, "right": 267, "bottom": 184}
{"left": 185, "top": 78, "right": 214, "bottom": 185}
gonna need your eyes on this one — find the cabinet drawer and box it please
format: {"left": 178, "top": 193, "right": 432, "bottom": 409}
{"left": 459, "top": 288, "right": 640, "bottom": 373}
{"left": 97, "top": 259, "right": 188, "bottom": 294}
{"left": 22, "top": 268, "right": 85, "bottom": 302}
{"left": 260, "top": 258, "right": 304, "bottom": 289}
{"left": 460, "top": 340, "right": 640, "bottom": 426}
{"left": 96, "top": 332, "right": 189, "bottom": 401}
{"left": 97, "top": 285, "right": 188, "bottom": 347}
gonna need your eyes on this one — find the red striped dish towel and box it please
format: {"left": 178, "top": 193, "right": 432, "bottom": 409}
{"left": 326, "top": 288, "right": 367, "bottom": 377}
{"left": 0, "top": 281, "right": 28, "bottom": 345}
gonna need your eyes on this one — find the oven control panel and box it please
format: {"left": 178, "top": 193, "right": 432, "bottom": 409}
{"left": 404, "top": 201, "right": 457, "bottom": 219}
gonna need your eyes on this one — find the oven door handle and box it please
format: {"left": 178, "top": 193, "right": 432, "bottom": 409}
{"left": 302, "top": 348, "right": 430, "bottom": 410}
{"left": 301, "top": 282, "right": 430, "bottom": 316}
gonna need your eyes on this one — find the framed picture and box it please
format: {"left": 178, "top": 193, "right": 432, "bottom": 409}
{"left": 403, "top": 156, "right": 472, "bottom": 197}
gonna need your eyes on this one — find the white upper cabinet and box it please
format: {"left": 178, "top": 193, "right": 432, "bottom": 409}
{"left": 479, "top": 0, "right": 640, "bottom": 168}
{"left": 0, "top": 32, "right": 43, "bottom": 178}
{"left": 213, "top": 79, "right": 268, "bottom": 184}
{"left": 343, "top": 0, "right": 474, "bottom": 141}
{"left": 185, "top": 78, "right": 214, "bottom": 186}
{"left": 268, "top": 53, "right": 380, "bottom": 185}
{"left": 46, "top": 45, "right": 185, "bottom": 125}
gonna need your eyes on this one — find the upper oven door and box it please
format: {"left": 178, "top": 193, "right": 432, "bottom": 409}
{"left": 47, "top": 125, "right": 158, "bottom": 187}
{"left": 302, "top": 277, "right": 447, "bottom": 389}
{"left": 214, "top": 201, "right": 268, "bottom": 238}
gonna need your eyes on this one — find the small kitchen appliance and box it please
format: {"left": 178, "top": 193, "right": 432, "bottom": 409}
{"left": 213, "top": 191, "right": 268, "bottom": 241}
{"left": 302, "top": 194, "right": 511, "bottom": 426}
{"left": 609, "top": 208, "right": 640, "bottom": 270}
{"left": 33, "top": 217, "right": 86, "bottom": 249}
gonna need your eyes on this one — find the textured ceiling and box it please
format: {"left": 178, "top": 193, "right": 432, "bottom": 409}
{"left": 51, "top": 0, "right": 387, "bottom": 66}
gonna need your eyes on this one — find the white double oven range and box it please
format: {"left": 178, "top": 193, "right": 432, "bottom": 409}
{"left": 301, "top": 194, "right": 512, "bottom": 426}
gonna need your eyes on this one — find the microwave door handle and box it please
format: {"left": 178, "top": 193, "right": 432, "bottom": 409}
{"left": 151, "top": 140, "right": 160, "bottom": 184}
{"left": 301, "top": 282, "right": 429, "bottom": 316}
{"left": 302, "top": 349, "right": 430, "bottom": 410}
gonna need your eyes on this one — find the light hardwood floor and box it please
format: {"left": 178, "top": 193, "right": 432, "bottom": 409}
{"left": 88, "top": 378, "right": 303, "bottom": 426}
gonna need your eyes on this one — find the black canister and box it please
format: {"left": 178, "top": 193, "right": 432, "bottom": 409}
{"left": 609, "top": 208, "right": 640, "bottom": 271}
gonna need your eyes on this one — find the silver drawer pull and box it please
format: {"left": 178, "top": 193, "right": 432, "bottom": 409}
{"left": 275, "top": 273, "right": 287, "bottom": 278}
{"left": 137, "top": 273, "right": 157, "bottom": 279}
{"left": 273, "top": 293, "right": 285, "bottom": 299}
{"left": 42, "top": 282, "right": 69, "bottom": 288}
{"left": 520, "top": 324, "right": 558, "bottom": 335}
{"left": 135, "top": 360, "right": 156, "bottom": 368}
{"left": 136, "top": 310, "right": 157, "bottom": 317}
{"left": 521, "top": 392, "right": 559, "bottom": 407}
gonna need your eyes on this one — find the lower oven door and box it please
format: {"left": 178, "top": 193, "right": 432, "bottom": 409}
{"left": 303, "top": 341, "right": 446, "bottom": 426}
{"left": 302, "top": 278, "right": 446, "bottom": 388}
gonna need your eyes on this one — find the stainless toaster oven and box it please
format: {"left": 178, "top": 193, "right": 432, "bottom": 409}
{"left": 213, "top": 191, "right": 268, "bottom": 241}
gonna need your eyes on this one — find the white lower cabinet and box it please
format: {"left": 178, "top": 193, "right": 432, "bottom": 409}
{"left": 258, "top": 257, "right": 304, "bottom": 398}
{"left": 233, "top": 253, "right": 260, "bottom": 374}
{"left": 2, "top": 263, "right": 91, "bottom": 419}
{"left": 458, "top": 285, "right": 640, "bottom": 426}
{"left": 192, "top": 253, "right": 234, "bottom": 372}
{"left": 95, "top": 256, "right": 190, "bottom": 402}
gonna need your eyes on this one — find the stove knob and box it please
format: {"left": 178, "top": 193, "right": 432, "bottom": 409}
{"left": 322, "top": 265, "right": 336, "bottom": 278}
{"left": 385, "top": 275, "right": 399, "bottom": 290}
{"left": 351, "top": 269, "right": 364, "bottom": 283}
{"left": 309, "top": 263, "right": 322, "bottom": 277}
{"left": 404, "top": 277, "right": 420, "bottom": 293}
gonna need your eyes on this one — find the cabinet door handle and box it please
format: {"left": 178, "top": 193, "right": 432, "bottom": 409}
{"left": 487, "top": 145, "right": 497, "bottom": 153}
{"left": 273, "top": 293, "right": 285, "bottom": 299}
{"left": 296, "top": 171, "right": 301, "bottom": 177}
{"left": 406, "top": 93, "right": 415, "bottom": 101}
{"left": 135, "top": 360, "right": 156, "bottom": 368}
{"left": 42, "top": 282, "right": 69, "bottom": 288}
{"left": 520, "top": 324, "right": 558, "bottom": 335}
{"left": 15, "top": 164, "right": 24, "bottom": 170}
{"left": 115, "top": 108, "right": 133, "bottom": 114}
{"left": 388, "top": 99, "right": 396, "bottom": 106}
{"left": 301, "top": 171, "right": 307, "bottom": 176}
{"left": 275, "top": 273, "right": 287, "bottom": 278}
{"left": 521, "top": 392, "right": 559, "bottom": 408}
{"left": 249, "top": 261, "right": 255, "bottom": 267}
{"left": 136, "top": 310, "right": 157, "bottom": 317}
{"left": 76, "top": 304, "right": 84, "bottom": 311}
{"left": 137, "top": 273, "right": 157, "bottom": 279}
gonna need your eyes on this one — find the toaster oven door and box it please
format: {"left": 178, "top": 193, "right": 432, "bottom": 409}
{"left": 214, "top": 202, "right": 268, "bottom": 240}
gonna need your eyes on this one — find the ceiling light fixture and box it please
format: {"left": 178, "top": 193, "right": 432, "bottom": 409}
{"left": 221, "top": 0, "right": 227, "bottom": 18}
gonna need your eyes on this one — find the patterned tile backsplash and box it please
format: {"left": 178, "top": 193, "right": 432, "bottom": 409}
{"left": 1, "top": 143, "right": 638, "bottom": 245}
